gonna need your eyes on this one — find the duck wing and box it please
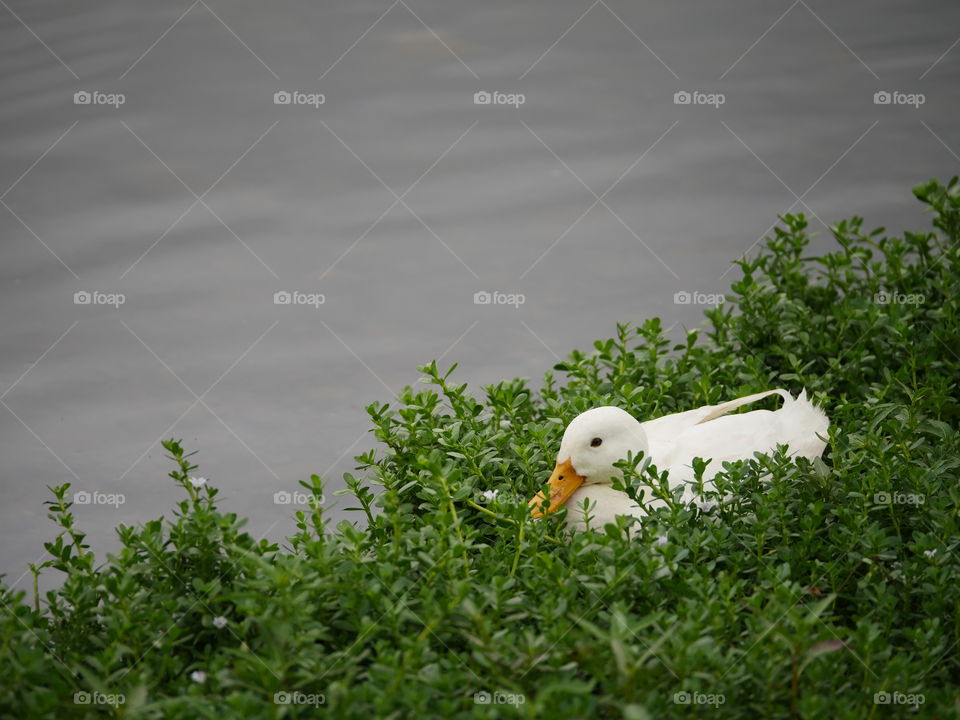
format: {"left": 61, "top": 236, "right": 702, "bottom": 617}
{"left": 644, "top": 389, "right": 829, "bottom": 482}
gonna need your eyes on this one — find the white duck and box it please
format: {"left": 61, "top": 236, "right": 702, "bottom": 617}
{"left": 529, "top": 389, "right": 829, "bottom": 531}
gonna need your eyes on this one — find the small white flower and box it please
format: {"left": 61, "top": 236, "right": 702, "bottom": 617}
{"left": 212, "top": 616, "right": 228, "bottom": 629}
{"left": 923, "top": 549, "right": 937, "bottom": 559}
{"left": 654, "top": 534, "right": 668, "bottom": 547}
{"left": 480, "top": 490, "right": 499, "bottom": 502}
{"left": 696, "top": 500, "right": 716, "bottom": 513}
{"left": 188, "top": 476, "right": 207, "bottom": 488}
{"left": 499, "top": 420, "right": 511, "bottom": 429}
{"left": 190, "top": 670, "right": 207, "bottom": 683}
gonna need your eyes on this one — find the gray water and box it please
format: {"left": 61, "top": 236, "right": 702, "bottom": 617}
{"left": 2, "top": 0, "right": 958, "bottom": 591}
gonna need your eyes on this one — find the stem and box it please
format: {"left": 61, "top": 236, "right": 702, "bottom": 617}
{"left": 466, "top": 500, "right": 515, "bottom": 522}
{"left": 790, "top": 652, "right": 800, "bottom": 718}
{"left": 464, "top": 500, "right": 563, "bottom": 544}
{"left": 437, "top": 474, "right": 470, "bottom": 578}
{"left": 31, "top": 566, "right": 39, "bottom": 613}
{"left": 54, "top": 493, "right": 91, "bottom": 570}
{"left": 510, "top": 521, "right": 525, "bottom": 578}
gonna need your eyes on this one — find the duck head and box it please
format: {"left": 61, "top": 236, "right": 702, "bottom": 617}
{"left": 529, "top": 406, "right": 649, "bottom": 517}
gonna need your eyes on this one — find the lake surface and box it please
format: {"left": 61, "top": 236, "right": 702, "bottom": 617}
{"left": 2, "top": 0, "right": 958, "bottom": 589}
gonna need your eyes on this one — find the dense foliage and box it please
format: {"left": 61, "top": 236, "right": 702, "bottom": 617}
{"left": 2, "top": 179, "right": 959, "bottom": 718}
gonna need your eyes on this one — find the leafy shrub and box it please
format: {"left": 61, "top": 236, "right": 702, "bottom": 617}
{"left": 2, "top": 178, "right": 958, "bottom": 718}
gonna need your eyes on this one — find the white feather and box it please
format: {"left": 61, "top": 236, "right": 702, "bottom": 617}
{"left": 559, "top": 389, "right": 829, "bottom": 531}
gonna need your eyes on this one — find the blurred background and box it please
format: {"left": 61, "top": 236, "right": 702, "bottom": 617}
{"left": 2, "top": 0, "right": 958, "bottom": 588}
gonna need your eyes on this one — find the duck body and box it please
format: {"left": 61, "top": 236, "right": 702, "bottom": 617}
{"left": 530, "top": 389, "right": 829, "bottom": 531}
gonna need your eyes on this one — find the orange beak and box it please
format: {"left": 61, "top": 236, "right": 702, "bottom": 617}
{"left": 529, "top": 457, "right": 586, "bottom": 517}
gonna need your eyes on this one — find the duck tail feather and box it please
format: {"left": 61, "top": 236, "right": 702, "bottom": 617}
{"left": 782, "top": 388, "right": 830, "bottom": 458}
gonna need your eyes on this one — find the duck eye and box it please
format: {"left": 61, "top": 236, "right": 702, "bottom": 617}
{"left": 590, "top": 437, "right": 603, "bottom": 448}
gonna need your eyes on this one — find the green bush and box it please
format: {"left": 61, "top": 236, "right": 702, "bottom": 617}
{"left": 2, "top": 178, "right": 958, "bottom": 719}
